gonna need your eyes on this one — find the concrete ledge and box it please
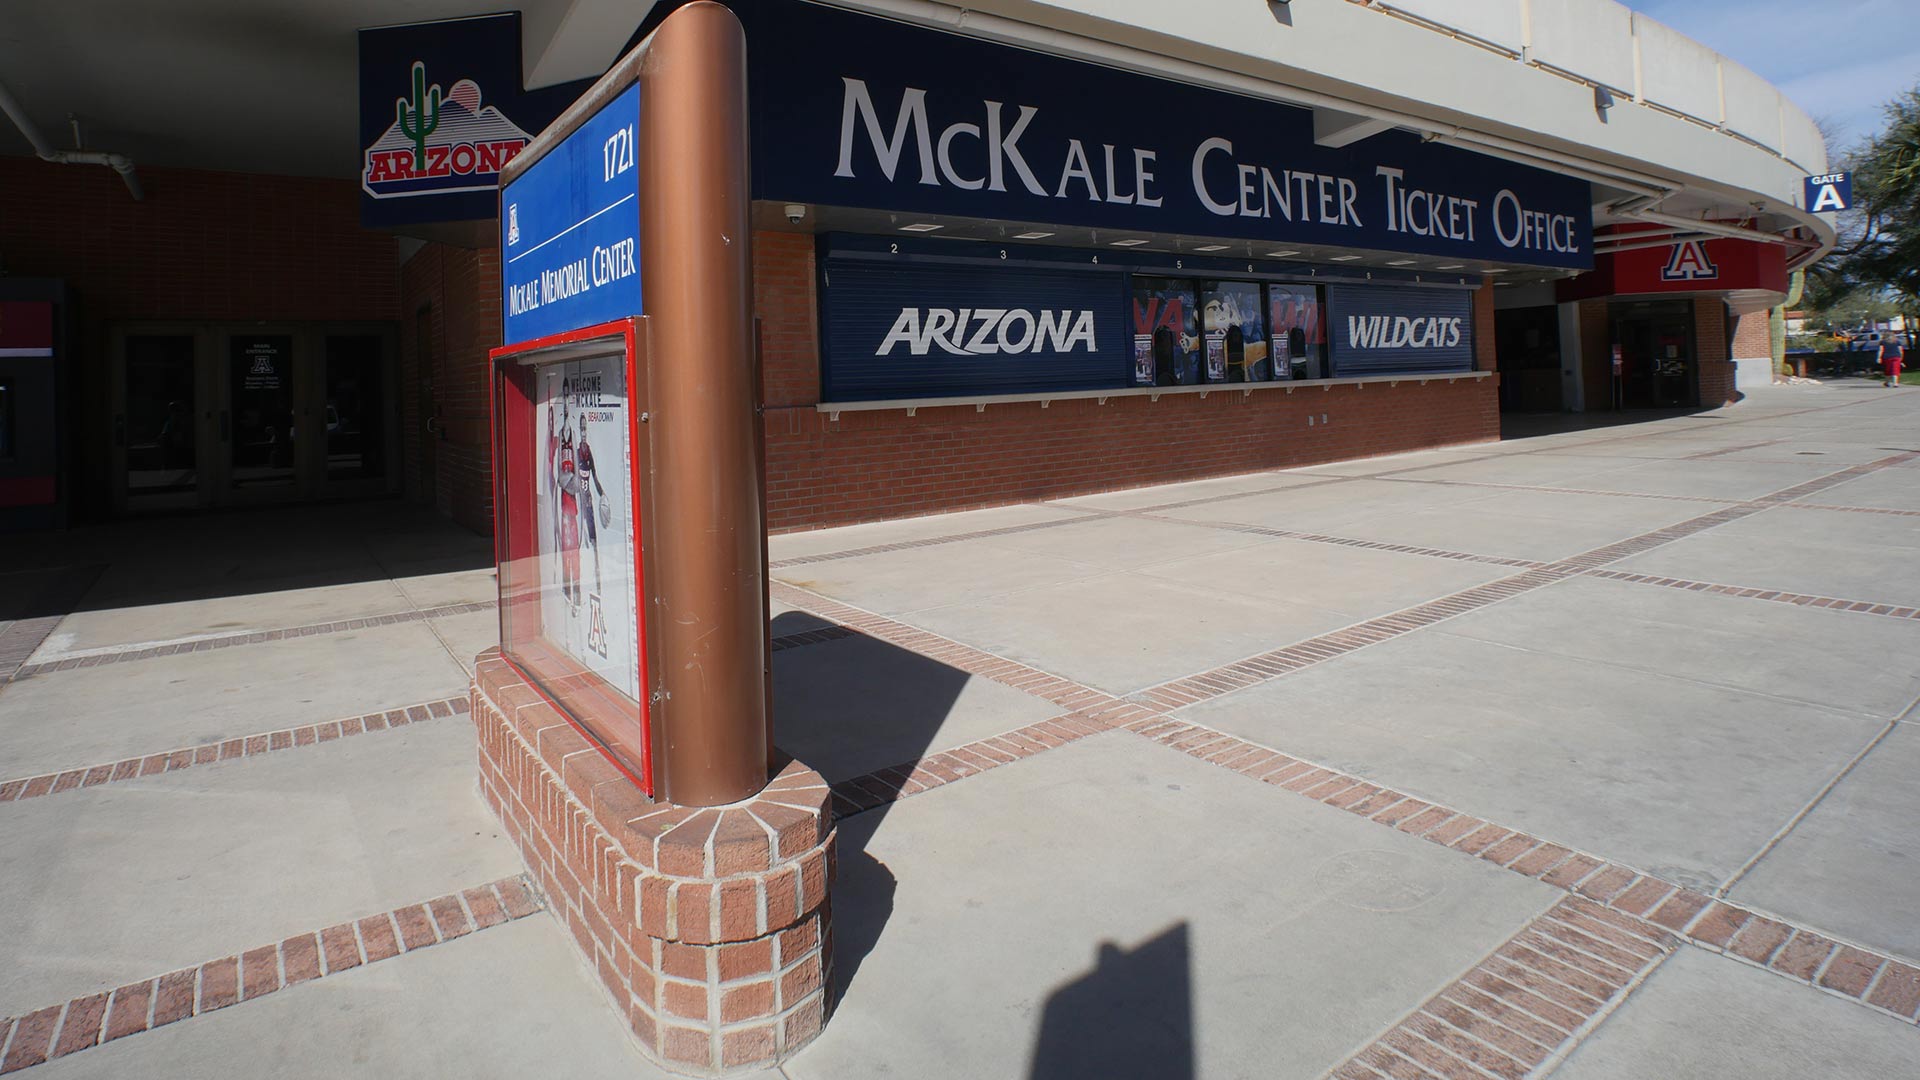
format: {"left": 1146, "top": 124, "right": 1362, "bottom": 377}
{"left": 816, "top": 370, "right": 1494, "bottom": 417}
{"left": 1734, "top": 355, "right": 1775, "bottom": 389}
{"left": 471, "top": 649, "right": 836, "bottom": 1076}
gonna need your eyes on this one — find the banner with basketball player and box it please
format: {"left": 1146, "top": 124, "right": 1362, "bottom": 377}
{"left": 532, "top": 355, "right": 639, "bottom": 700}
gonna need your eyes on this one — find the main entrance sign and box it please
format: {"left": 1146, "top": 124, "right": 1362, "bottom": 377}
{"left": 726, "top": 0, "right": 1594, "bottom": 269}
{"left": 491, "top": 1, "right": 768, "bottom": 811}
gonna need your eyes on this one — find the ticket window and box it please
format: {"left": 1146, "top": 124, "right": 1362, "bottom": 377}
{"left": 1131, "top": 279, "right": 1202, "bottom": 386}
{"left": 1199, "top": 281, "right": 1270, "bottom": 383}
{"left": 1267, "top": 284, "right": 1329, "bottom": 381}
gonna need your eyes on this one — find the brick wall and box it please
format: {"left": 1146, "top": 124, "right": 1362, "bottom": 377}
{"left": 753, "top": 234, "right": 1499, "bottom": 532}
{"left": 0, "top": 157, "right": 399, "bottom": 516}
{"left": 1695, "top": 297, "right": 1736, "bottom": 406}
{"left": 400, "top": 242, "right": 501, "bottom": 534}
{"left": 754, "top": 232, "right": 820, "bottom": 409}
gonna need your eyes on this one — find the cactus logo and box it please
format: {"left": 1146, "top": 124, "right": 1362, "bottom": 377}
{"left": 362, "top": 61, "right": 533, "bottom": 200}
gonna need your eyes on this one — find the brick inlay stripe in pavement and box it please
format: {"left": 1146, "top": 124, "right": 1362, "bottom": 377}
{"left": 1328, "top": 896, "right": 1676, "bottom": 1080}
{"left": 0, "top": 876, "right": 543, "bottom": 1074}
{"left": 0, "top": 695, "right": 472, "bottom": 806}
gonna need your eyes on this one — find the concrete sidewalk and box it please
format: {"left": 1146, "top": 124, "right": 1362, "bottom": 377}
{"left": 3, "top": 383, "right": 1919, "bottom": 1078}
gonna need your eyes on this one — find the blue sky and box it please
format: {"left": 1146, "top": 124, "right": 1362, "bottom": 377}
{"left": 1633, "top": 0, "right": 1920, "bottom": 149}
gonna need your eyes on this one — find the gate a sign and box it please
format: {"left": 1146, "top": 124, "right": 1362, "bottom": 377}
{"left": 1805, "top": 172, "right": 1853, "bottom": 214}
{"left": 1661, "top": 240, "right": 1720, "bottom": 282}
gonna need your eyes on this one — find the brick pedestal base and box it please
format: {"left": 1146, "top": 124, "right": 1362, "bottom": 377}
{"left": 471, "top": 650, "right": 835, "bottom": 1075}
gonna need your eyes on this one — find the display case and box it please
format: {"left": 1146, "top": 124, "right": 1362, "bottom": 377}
{"left": 491, "top": 319, "right": 654, "bottom": 793}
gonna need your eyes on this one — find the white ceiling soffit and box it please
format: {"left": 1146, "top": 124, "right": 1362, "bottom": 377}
{"left": 521, "top": 0, "right": 658, "bottom": 90}
{"left": 0, "top": 0, "right": 603, "bottom": 178}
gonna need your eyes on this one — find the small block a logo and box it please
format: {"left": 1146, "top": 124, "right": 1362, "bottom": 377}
{"left": 507, "top": 204, "right": 521, "bottom": 246}
{"left": 1661, "top": 240, "right": 1720, "bottom": 282}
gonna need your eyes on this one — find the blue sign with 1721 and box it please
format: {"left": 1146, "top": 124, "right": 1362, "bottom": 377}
{"left": 501, "top": 82, "right": 643, "bottom": 344}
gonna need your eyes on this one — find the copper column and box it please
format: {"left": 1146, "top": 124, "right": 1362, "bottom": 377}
{"left": 638, "top": 3, "right": 768, "bottom": 807}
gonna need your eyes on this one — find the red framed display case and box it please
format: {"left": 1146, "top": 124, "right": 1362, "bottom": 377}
{"left": 491, "top": 318, "right": 656, "bottom": 796}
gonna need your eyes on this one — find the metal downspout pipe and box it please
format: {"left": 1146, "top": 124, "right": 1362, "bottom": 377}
{"left": 0, "top": 79, "right": 143, "bottom": 200}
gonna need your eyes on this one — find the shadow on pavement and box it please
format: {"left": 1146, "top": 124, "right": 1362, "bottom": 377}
{"left": 0, "top": 499, "right": 492, "bottom": 619}
{"left": 769, "top": 609, "right": 971, "bottom": 1004}
{"left": 1027, "top": 922, "right": 1195, "bottom": 1080}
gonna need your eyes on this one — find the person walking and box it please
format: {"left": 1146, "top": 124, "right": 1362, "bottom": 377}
{"left": 1880, "top": 336, "right": 1906, "bottom": 388}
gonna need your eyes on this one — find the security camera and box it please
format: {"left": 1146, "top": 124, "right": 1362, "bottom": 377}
{"left": 784, "top": 204, "right": 806, "bottom": 225}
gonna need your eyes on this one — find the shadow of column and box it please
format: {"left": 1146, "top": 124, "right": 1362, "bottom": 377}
{"left": 769, "top": 609, "right": 973, "bottom": 1001}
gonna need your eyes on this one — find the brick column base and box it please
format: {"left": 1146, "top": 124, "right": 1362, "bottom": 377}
{"left": 1698, "top": 359, "right": 1738, "bottom": 407}
{"left": 471, "top": 649, "right": 835, "bottom": 1075}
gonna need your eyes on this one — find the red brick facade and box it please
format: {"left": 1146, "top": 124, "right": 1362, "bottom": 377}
{"left": 0, "top": 157, "right": 398, "bottom": 516}
{"left": 1694, "top": 297, "right": 1737, "bottom": 407}
{"left": 400, "top": 243, "right": 502, "bottom": 533}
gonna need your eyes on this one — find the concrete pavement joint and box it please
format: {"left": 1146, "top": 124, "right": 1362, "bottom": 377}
{"left": 1715, "top": 690, "right": 1920, "bottom": 900}
{"left": 11, "top": 600, "right": 496, "bottom": 678}
{"left": 0, "top": 876, "right": 542, "bottom": 1074}
{"left": 1375, "top": 473, "right": 1744, "bottom": 506}
{"left": 0, "top": 695, "right": 472, "bottom": 806}
{"left": 1782, "top": 501, "right": 1920, "bottom": 517}
{"left": 766, "top": 473, "right": 1366, "bottom": 570}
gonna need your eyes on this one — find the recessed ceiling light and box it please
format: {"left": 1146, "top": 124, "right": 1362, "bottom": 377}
{"left": 1329, "top": 255, "right": 1363, "bottom": 262}
{"left": 1012, "top": 231, "right": 1054, "bottom": 240}
{"left": 1483, "top": 268, "right": 1508, "bottom": 274}
{"left": 1193, "top": 244, "right": 1230, "bottom": 252}
{"left": 899, "top": 223, "right": 943, "bottom": 232}
{"left": 1434, "top": 264, "right": 1465, "bottom": 270}
{"left": 1386, "top": 259, "right": 1417, "bottom": 266}
{"left": 1110, "top": 239, "right": 1149, "bottom": 247}
{"left": 1265, "top": 250, "right": 1300, "bottom": 258}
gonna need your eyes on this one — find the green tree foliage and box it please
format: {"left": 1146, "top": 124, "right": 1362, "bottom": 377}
{"left": 1810, "top": 90, "right": 1920, "bottom": 308}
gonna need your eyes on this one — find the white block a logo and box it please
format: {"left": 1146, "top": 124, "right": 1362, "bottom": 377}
{"left": 507, "top": 203, "right": 521, "bottom": 246}
{"left": 1661, "top": 241, "right": 1719, "bottom": 282}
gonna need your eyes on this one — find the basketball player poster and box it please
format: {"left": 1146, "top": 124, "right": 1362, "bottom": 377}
{"left": 533, "top": 355, "right": 640, "bottom": 701}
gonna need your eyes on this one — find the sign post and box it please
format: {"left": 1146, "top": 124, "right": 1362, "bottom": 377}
{"left": 491, "top": 1, "right": 767, "bottom": 809}
{"left": 474, "top": 7, "right": 835, "bottom": 1074}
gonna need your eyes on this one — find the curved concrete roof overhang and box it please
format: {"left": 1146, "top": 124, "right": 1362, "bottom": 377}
{"left": 795, "top": 0, "right": 1834, "bottom": 267}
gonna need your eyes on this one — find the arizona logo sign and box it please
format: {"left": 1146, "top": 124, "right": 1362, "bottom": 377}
{"left": 1660, "top": 240, "right": 1720, "bottom": 282}
{"left": 362, "top": 61, "right": 532, "bottom": 199}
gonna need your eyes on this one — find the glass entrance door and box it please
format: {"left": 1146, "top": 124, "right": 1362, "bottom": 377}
{"left": 320, "top": 332, "right": 395, "bottom": 496}
{"left": 115, "top": 330, "right": 212, "bottom": 511}
{"left": 112, "top": 322, "right": 399, "bottom": 513}
{"left": 1613, "top": 302, "right": 1698, "bottom": 410}
{"left": 226, "top": 333, "right": 300, "bottom": 495}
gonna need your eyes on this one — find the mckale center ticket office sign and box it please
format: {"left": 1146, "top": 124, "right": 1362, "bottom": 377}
{"left": 719, "top": 0, "right": 1594, "bottom": 270}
